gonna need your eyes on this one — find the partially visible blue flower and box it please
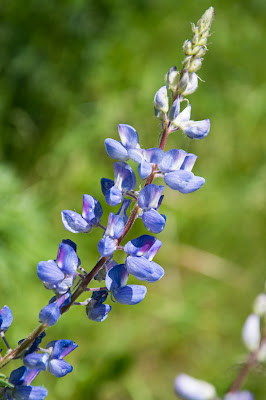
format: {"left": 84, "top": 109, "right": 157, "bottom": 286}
{"left": 23, "top": 353, "right": 50, "bottom": 372}
{"left": 158, "top": 149, "right": 205, "bottom": 193}
{"left": 224, "top": 392, "right": 254, "bottom": 400}
{"left": 39, "top": 292, "right": 71, "bottom": 326}
{"left": 169, "top": 96, "right": 210, "bottom": 139}
{"left": 97, "top": 213, "right": 125, "bottom": 257}
{"left": 86, "top": 290, "right": 111, "bottom": 322}
{"left": 128, "top": 147, "right": 164, "bottom": 179}
{"left": 154, "top": 86, "right": 169, "bottom": 118}
{"left": 0, "top": 306, "right": 13, "bottom": 333}
{"left": 104, "top": 124, "right": 140, "bottom": 161}
{"left": 174, "top": 374, "right": 217, "bottom": 400}
{"left": 138, "top": 184, "right": 166, "bottom": 233}
{"left": 61, "top": 194, "right": 103, "bottom": 234}
{"left": 105, "top": 264, "right": 147, "bottom": 305}
{"left": 125, "top": 256, "right": 164, "bottom": 283}
{"left": 124, "top": 235, "right": 162, "bottom": 261}
{"left": 37, "top": 241, "right": 79, "bottom": 294}
{"left": 45, "top": 340, "right": 78, "bottom": 378}
{"left": 9, "top": 366, "right": 48, "bottom": 400}
{"left": 116, "top": 198, "right": 131, "bottom": 225}
{"left": 101, "top": 162, "right": 136, "bottom": 206}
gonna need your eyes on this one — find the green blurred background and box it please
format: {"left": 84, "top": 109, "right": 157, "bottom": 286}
{"left": 0, "top": 0, "right": 266, "bottom": 398}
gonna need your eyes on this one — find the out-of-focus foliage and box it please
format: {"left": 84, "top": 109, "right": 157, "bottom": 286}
{"left": 0, "top": 0, "right": 266, "bottom": 399}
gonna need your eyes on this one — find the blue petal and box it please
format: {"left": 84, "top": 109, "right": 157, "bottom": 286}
{"left": 23, "top": 353, "right": 49, "bottom": 371}
{"left": 105, "top": 186, "right": 122, "bottom": 207}
{"left": 61, "top": 210, "right": 91, "bottom": 233}
{"left": 55, "top": 276, "right": 75, "bottom": 294}
{"left": 224, "top": 392, "right": 254, "bottom": 400}
{"left": 39, "top": 303, "right": 61, "bottom": 327}
{"left": 180, "top": 119, "right": 210, "bottom": 139}
{"left": 9, "top": 367, "right": 39, "bottom": 386}
{"left": 180, "top": 153, "right": 197, "bottom": 171}
{"left": 169, "top": 96, "right": 181, "bottom": 120}
{"left": 113, "top": 285, "right": 147, "bottom": 305}
{"left": 126, "top": 256, "right": 154, "bottom": 281}
{"left": 124, "top": 235, "right": 162, "bottom": 261}
{"left": 142, "top": 209, "right": 166, "bottom": 233}
{"left": 105, "top": 264, "right": 129, "bottom": 290}
{"left": 154, "top": 86, "right": 169, "bottom": 113}
{"left": 104, "top": 138, "right": 129, "bottom": 161}
{"left": 113, "top": 162, "right": 136, "bottom": 192}
{"left": 82, "top": 195, "right": 103, "bottom": 225}
{"left": 138, "top": 160, "right": 152, "bottom": 179}
{"left": 97, "top": 236, "right": 116, "bottom": 257}
{"left": 13, "top": 386, "right": 48, "bottom": 400}
{"left": 0, "top": 305, "right": 13, "bottom": 332}
{"left": 87, "top": 304, "right": 111, "bottom": 322}
{"left": 48, "top": 359, "right": 73, "bottom": 378}
{"left": 46, "top": 339, "right": 77, "bottom": 360}
{"left": 118, "top": 124, "right": 139, "bottom": 150}
{"left": 101, "top": 178, "right": 114, "bottom": 196}
{"left": 127, "top": 148, "right": 144, "bottom": 163}
{"left": 164, "top": 170, "right": 205, "bottom": 193}
{"left": 116, "top": 198, "right": 131, "bottom": 225}
{"left": 174, "top": 374, "right": 217, "bottom": 400}
{"left": 144, "top": 261, "right": 164, "bottom": 282}
{"left": 159, "top": 149, "right": 187, "bottom": 172}
{"left": 138, "top": 184, "right": 164, "bottom": 210}
{"left": 37, "top": 261, "right": 64, "bottom": 285}
{"left": 56, "top": 242, "right": 79, "bottom": 276}
{"left": 105, "top": 213, "right": 124, "bottom": 239}
{"left": 91, "top": 290, "right": 109, "bottom": 307}
{"left": 144, "top": 148, "right": 164, "bottom": 164}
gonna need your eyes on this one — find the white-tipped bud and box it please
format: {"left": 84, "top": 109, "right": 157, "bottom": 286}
{"left": 174, "top": 374, "right": 217, "bottom": 400}
{"left": 189, "top": 57, "right": 202, "bottom": 73}
{"left": 165, "top": 66, "right": 179, "bottom": 92}
{"left": 197, "top": 7, "right": 215, "bottom": 35}
{"left": 182, "top": 73, "right": 198, "bottom": 96}
{"left": 183, "top": 39, "right": 193, "bottom": 55}
{"left": 198, "top": 37, "right": 208, "bottom": 46}
{"left": 154, "top": 85, "right": 169, "bottom": 115}
{"left": 194, "top": 47, "right": 207, "bottom": 58}
{"left": 242, "top": 314, "right": 261, "bottom": 351}
{"left": 253, "top": 293, "right": 266, "bottom": 316}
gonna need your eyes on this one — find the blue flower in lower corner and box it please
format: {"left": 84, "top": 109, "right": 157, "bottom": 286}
{"left": 8, "top": 366, "right": 48, "bottom": 400}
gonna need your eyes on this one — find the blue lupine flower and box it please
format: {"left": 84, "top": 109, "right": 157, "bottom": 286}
{"left": 223, "top": 392, "right": 254, "bottom": 400}
{"left": 61, "top": 194, "right": 103, "bottom": 234}
{"left": 97, "top": 213, "right": 124, "bottom": 256}
{"left": 137, "top": 184, "right": 166, "bottom": 233}
{"left": 101, "top": 162, "right": 136, "bottom": 207}
{"left": 46, "top": 340, "right": 77, "bottom": 378}
{"left": 124, "top": 235, "right": 162, "bottom": 261}
{"left": 128, "top": 147, "right": 164, "bottom": 179}
{"left": 154, "top": 85, "right": 169, "bottom": 117}
{"left": 86, "top": 290, "right": 111, "bottom": 322}
{"left": 23, "top": 353, "right": 50, "bottom": 372}
{"left": 37, "top": 241, "right": 79, "bottom": 294}
{"left": 169, "top": 96, "right": 210, "bottom": 139}
{"left": 174, "top": 374, "right": 217, "bottom": 400}
{"left": 9, "top": 366, "right": 48, "bottom": 400}
{"left": 105, "top": 264, "right": 147, "bottom": 305}
{"left": 0, "top": 305, "right": 13, "bottom": 333}
{"left": 158, "top": 149, "right": 205, "bottom": 193}
{"left": 116, "top": 198, "right": 131, "bottom": 225}
{"left": 39, "top": 292, "right": 71, "bottom": 326}
{"left": 104, "top": 124, "right": 140, "bottom": 161}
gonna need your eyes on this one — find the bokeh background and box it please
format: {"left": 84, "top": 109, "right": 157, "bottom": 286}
{"left": 0, "top": 0, "right": 266, "bottom": 398}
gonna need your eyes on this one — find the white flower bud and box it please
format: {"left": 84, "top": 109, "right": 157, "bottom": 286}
{"left": 182, "top": 73, "right": 198, "bottom": 96}
{"left": 154, "top": 85, "right": 169, "bottom": 114}
{"left": 174, "top": 374, "right": 217, "bottom": 400}
{"left": 165, "top": 66, "right": 179, "bottom": 92}
{"left": 253, "top": 293, "right": 266, "bottom": 316}
{"left": 242, "top": 314, "right": 261, "bottom": 351}
{"left": 183, "top": 40, "right": 193, "bottom": 55}
{"left": 189, "top": 57, "right": 202, "bottom": 72}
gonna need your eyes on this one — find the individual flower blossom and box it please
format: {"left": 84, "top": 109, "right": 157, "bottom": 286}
{"left": 223, "top": 392, "right": 254, "bottom": 400}
{"left": 37, "top": 240, "right": 79, "bottom": 294}
{"left": 8, "top": 366, "right": 48, "bottom": 400}
{"left": 242, "top": 314, "right": 261, "bottom": 352}
{"left": 105, "top": 264, "right": 147, "bottom": 305}
{"left": 86, "top": 290, "right": 111, "bottom": 322}
{"left": 154, "top": 85, "right": 169, "bottom": 118}
{"left": 45, "top": 340, "right": 78, "bottom": 378}
{"left": 128, "top": 147, "right": 164, "bottom": 180}
{"left": 104, "top": 124, "right": 140, "bottom": 161}
{"left": 97, "top": 213, "right": 124, "bottom": 257}
{"left": 137, "top": 184, "right": 166, "bottom": 233}
{"left": 158, "top": 148, "right": 205, "bottom": 193}
{"left": 39, "top": 292, "right": 71, "bottom": 327}
{"left": 179, "top": 70, "right": 199, "bottom": 96}
{"left": 0, "top": 306, "right": 13, "bottom": 333}
{"left": 61, "top": 195, "right": 103, "bottom": 234}
{"left": 169, "top": 96, "right": 210, "bottom": 139}
{"left": 124, "top": 235, "right": 164, "bottom": 282}
{"left": 101, "top": 162, "right": 136, "bottom": 206}
{"left": 174, "top": 373, "right": 217, "bottom": 400}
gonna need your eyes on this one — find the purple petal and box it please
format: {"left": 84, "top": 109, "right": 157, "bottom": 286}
{"left": 113, "top": 285, "right": 147, "bottom": 305}
{"left": 104, "top": 138, "right": 129, "bottom": 161}
{"left": 61, "top": 210, "right": 91, "bottom": 233}
{"left": 101, "top": 178, "right": 114, "bottom": 196}
{"left": 138, "top": 160, "right": 153, "bottom": 180}
{"left": 9, "top": 366, "right": 40, "bottom": 386}
{"left": 159, "top": 149, "right": 187, "bottom": 172}
{"left": 23, "top": 353, "right": 49, "bottom": 371}
{"left": 47, "top": 339, "right": 78, "bottom": 360}
{"left": 180, "top": 119, "right": 210, "bottom": 139}
{"left": 224, "top": 392, "right": 254, "bottom": 400}
{"left": 124, "top": 235, "right": 162, "bottom": 261}
{"left": 82, "top": 195, "right": 103, "bottom": 225}
{"left": 126, "top": 256, "right": 154, "bottom": 281}
{"left": 13, "top": 386, "right": 48, "bottom": 400}
{"left": 174, "top": 374, "right": 217, "bottom": 400}
{"left": 105, "top": 264, "right": 129, "bottom": 290}
{"left": 142, "top": 209, "right": 166, "bottom": 233}
{"left": 144, "top": 261, "right": 164, "bottom": 282}
{"left": 39, "top": 303, "right": 61, "bottom": 327}
{"left": 86, "top": 304, "right": 111, "bottom": 322}
{"left": 113, "top": 162, "right": 136, "bottom": 192}
{"left": 169, "top": 96, "right": 181, "bottom": 121}
{"left": 0, "top": 305, "right": 13, "bottom": 332}
{"left": 154, "top": 86, "right": 169, "bottom": 113}
{"left": 48, "top": 359, "right": 73, "bottom": 378}
{"left": 105, "top": 186, "right": 122, "bottom": 207}
{"left": 105, "top": 213, "right": 124, "bottom": 239}
{"left": 138, "top": 184, "right": 164, "bottom": 210}
{"left": 118, "top": 124, "right": 139, "bottom": 150}
{"left": 90, "top": 290, "right": 109, "bottom": 307}
{"left": 56, "top": 242, "right": 79, "bottom": 276}
{"left": 180, "top": 153, "right": 197, "bottom": 171}
{"left": 164, "top": 170, "right": 205, "bottom": 193}
{"left": 128, "top": 148, "right": 144, "bottom": 163}
{"left": 116, "top": 198, "right": 131, "bottom": 225}
{"left": 97, "top": 236, "right": 116, "bottom": 257}
{"left": 144, "top": 148, "right": 164, "bottom": 164}
{"left": 37, "top": 261, "right": 64, "bottom": 285}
